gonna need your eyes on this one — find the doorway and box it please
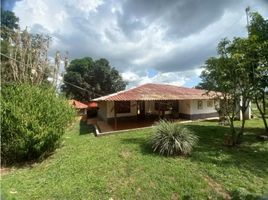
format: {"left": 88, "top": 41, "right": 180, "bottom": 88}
{"left": 137, "top": 101, "right": 145, "bottom": 120}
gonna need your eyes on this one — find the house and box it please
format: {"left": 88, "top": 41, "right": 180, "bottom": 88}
{"left": 68, "top": 100, "right": 88, "bottom": 120}
{"left": 93, "top": 83, "right": 222, "bottom": 128}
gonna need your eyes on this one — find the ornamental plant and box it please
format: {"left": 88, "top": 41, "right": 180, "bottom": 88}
{"left": 151, "top": 120, "right": 198, "bottom": 156}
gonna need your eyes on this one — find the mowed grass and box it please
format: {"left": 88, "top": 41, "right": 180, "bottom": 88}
{"left": 1, "top": 119, "right": 268, "bottom": 199}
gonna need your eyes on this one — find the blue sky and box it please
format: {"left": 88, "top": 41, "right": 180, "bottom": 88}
{"left": 8, "top": 0, "right": 268, "bottom": 88}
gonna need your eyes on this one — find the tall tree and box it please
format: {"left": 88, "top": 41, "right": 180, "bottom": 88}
{"left": 1, "top": 28, "right": 51, "bottom": 85}
{"left": 248, "top": 12, "right": 268, "bottom": 133}
{"left": 1, "top": 10, "right": 19, "bottom": 30}
{"left": 62, "top": 57, "right": 127, "bottom": 101}
{"left": 0, "top": 11, "right": 54, "bottom": 86}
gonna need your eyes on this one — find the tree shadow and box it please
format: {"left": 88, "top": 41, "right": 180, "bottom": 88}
{"left": 120, "top": 137, "right": 157, "bottom": 156}
{"left": 120, "top": 124, "right": 268, "bottom": 179}
{"left": 79, "top": 120, "right": 95, "bottom": 135}
{"left": 186, "top": 124, "right": 268, "bottom": 179}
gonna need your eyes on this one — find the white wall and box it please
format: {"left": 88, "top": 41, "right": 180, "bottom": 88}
{"left": 144, "top": 101, "right": 172, "bottom": 115}
{"left": 98, "top": 99, "right": 219, "bottom": 121}
{"left": 106, "top": 101, "right": 137, "bottom": 118}
{"left": 97, "top": 101, "right": 107, "bottom": 121}
{"left": 179, "top": 100, "right": 191, "bottom": 114}
{"left": 190, "top": 99, "right": 217, "bottom": 114}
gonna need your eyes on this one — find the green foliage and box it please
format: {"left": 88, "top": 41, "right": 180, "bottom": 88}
{"left": 198, "top": 11, "right": 268, "bottom": 140}
{"left": 62, "top": 57, "right": 127, "bottom": 101}
{"left": 249, "top": 12, "right": 268, "bottom": 41}
{"left": 1, "top": 84, "right": 76, "bottom": 164}
{"left": 1, "top": 28, "right": 51, "bottom": 86}
{"left": 231, "top": 187, "right": 261, "bottom": 200}
{"left": 151, "top": 120, "right": 198, "bottom": 156}
{"left": 0, "top": 10, "right": 19, "bottom": 30}
{"left": 2, "top": 119, "right": 267, "bottom": 199}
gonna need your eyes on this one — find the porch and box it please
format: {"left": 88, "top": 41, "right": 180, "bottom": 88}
{"left": 88, "top": 116, "right": 189, "bottom": 133}
{"left": 92, "top": 98, "right": 219, "bottom": 133}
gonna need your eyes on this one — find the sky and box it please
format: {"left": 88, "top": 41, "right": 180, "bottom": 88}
{"left": 5, "top": 0, "right": 268, "bottom": 88}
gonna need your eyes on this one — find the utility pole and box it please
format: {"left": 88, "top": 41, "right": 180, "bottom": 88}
{"left": 245, "top": 6, "right": 250, "bottom": 35}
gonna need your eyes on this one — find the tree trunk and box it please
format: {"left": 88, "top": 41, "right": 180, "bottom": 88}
{"left": 237, "top": 111, "right": 246, "bottom": 144}
{"left": 229, "top": 117, "right": 236, "bottom": 146}
{"left": 256, "top": 96, "right": 268, "bottom": 134}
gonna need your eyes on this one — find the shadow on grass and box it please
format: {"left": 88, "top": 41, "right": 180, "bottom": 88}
{"left": 79, "top": 120, "right": 96, "bottom": 135}
{"left": 186, "top": 124, "right": 268, "bottom": 179}
{"left": 120, "top": 137, "right": 157, "bottom": 156}
{"left": 121, "top": 124, "right": 268, "bottom": 179}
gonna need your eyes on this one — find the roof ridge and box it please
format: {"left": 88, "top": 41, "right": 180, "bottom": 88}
{"left": 93, "top": 83, "right": 214, "bottom": 101}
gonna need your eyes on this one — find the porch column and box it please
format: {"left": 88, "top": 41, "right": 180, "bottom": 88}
{"left": 114, "top": 101, "right": 117, "bottom": 130}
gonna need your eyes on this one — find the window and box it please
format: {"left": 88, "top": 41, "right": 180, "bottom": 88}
{"left": 207, "top": 100, "right": 213, "bottom": 107}
{"left": 155, "top": 101, "right": 168, "bottom": 111}
{"left": 197, "top": 100, "right": 203, "bottom": 110}
{"left": 115, "top": 101, "right": 130, "bottom": 113}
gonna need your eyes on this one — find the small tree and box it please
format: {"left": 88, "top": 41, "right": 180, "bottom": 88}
{"left": 199, "top": 38, "right": 253, "bottom": 145}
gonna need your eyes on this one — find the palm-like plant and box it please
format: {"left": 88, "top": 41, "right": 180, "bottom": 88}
{"left": 151, "top": 120, "right": 198, "bottom": 156}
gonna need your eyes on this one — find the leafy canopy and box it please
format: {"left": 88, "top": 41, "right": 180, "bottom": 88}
{"left": 0, "top": 10, "right": 19, "bottom": 30}
{"left": 62, "top": 57, "right": 127, "bottom": 101}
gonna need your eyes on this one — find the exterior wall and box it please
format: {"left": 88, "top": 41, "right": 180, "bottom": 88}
{"left": 190, "top": 99, "right": 217, "bottom": 114}
{"left": 97, "top": 101, "right": 107, "bottom": 121}
{"left": 245, "top": 102, "right": 251, "bottom": 119}
{"left": 237, "top": 100, "right": 252, "bottom": 120}
{"left": 144, "top": 101, "right": 171, "bottom": 115}
{"left": 107, "top": 101, "right": 137, "bottom": 119}
{"left": 179, "top": 100, "right": 191, "bottom": 115}
{"left": 97, "top": 99, "right": 220, "bottom": 121}
{"left": 178, "top": 99, "right": 218, "bottom": 120}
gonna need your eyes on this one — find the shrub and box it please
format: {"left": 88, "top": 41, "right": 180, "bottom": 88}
{"left": 151, "top": 120, "right": 198, "bottom": 156}
{"left": 1, "top": 84, "right": 75, "bottom": 164}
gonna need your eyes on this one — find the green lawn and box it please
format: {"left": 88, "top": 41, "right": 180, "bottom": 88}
{"left": 1, "top": 119, "right": 268, "bottom": 199}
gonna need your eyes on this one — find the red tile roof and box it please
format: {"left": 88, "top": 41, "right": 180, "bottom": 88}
{"left": 69, "top": 100, "right": 88, "bottom": 109}
{"left": 87, "top": 102, "right": 98, "bottom": 108}
{"left": 93, "top": 83, "right": 218, "bottom": 101}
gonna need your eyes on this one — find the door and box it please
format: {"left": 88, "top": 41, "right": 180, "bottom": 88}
{"left": 137, "top": 101, "right": 145, "bottom": 119}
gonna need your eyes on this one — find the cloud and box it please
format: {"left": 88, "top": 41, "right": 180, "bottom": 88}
{"left": 122, "top": 68, "right": 202, "bottom": 88}
{"left": 12, "top": 0, "right": 268, "bottom": 88}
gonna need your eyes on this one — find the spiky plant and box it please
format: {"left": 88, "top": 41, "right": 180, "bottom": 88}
{"left": 151, "top": 120, "right": 198, "bottom": 156}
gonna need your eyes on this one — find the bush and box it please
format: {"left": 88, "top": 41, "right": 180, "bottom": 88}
{"left": 1, "top": 84, "right": 75, "bottom": 164}
{"left": 151, "top": 120, "right": 198, "bottom": 156}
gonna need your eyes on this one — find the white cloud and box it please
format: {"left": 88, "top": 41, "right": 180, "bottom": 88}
{"left": 12, "top": 0, "right": 268, "bottom": 88}
{"left": 123, "top": 68, "right": 202, "bottom": 88}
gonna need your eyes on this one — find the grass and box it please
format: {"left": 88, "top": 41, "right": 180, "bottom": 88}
{"left": 1, "top": 119, "right": 268, "bottom": 199}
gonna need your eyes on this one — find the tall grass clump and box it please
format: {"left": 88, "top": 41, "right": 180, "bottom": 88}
{"left": 1, "top": 84, "right": 76, "bottom": 164}
{"left": 151, "top": 120, "right": 198, "bottom": 156}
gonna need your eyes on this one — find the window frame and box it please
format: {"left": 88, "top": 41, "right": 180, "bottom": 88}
{"left": 197, "top": 100, "right": 203, "bottom": 110}
{"left": 115, "top": 101, "right": 131, "bottom": 113}
{"left": 207, "top": 100, "right": 213, "bottom": 108}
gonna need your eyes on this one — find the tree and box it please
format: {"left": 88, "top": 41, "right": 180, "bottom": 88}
{"left": 1, "top": 10, "right": 19, "bottom": 30}
{"left": 199, "top": 38, "right": 254, "bottom": 145}
{"left": 62, "top": 57, "right": 127, "bottom": 101}
{"left": 0, "top": 10, "right": 54, "bottom": 86}
{"left": 1, "top": 28, "right": 51, "bottom": 85}
{"left": 198, "top": 11, "right": 268, "bottom": 140}
{"left": 248, "top": 12, "right": 268, "bottom": 133}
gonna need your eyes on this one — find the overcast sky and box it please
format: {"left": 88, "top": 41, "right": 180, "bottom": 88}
{"left": 5, "top": 0, "right": 268, "bottom": 88}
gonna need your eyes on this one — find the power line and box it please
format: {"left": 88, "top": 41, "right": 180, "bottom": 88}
{"left": 0, "top": 52, "right": 104, "bottom": 98}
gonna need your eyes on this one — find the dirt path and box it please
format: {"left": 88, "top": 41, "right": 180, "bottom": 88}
{"left": 203, "top": 175, "right": 231, "bottom": 200}
{"left": 0, "top": 167, "right": 13, "bottom": 176}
